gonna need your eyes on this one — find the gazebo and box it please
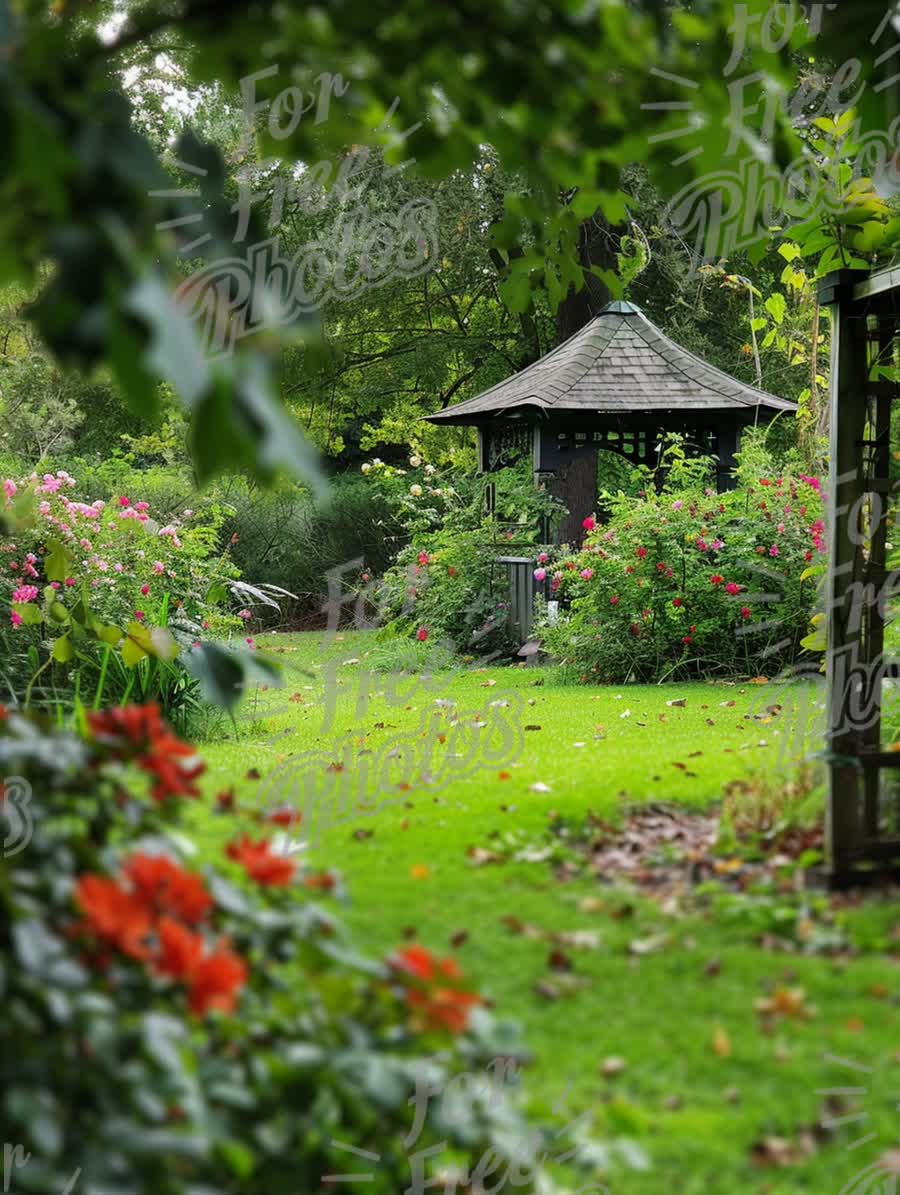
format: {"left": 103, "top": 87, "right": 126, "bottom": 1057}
{"left": 425, "top": 300, "right": 796, "bottom": 543}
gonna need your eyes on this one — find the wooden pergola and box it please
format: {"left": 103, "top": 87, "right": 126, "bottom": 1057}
{"left": 425, "top": 301, "right": 796, "bottom": 543}
{"left": 819, "top": 266, "right": 900, "bottom": 884}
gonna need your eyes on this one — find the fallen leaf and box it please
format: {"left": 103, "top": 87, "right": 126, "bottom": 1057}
{"left": 410, "top": 864, "right": 430, "bottom": 880}
{"left": 467, "top": 846, "right": 505, "bottom": 866}
{"left": 712, "top": 1026, "right": 732, "bottom": 1058}
{"left": 449, "top": 930, "right": 469, "bottom": 949}
{"left": 529, "top": 782, "right": 552, "bottom": 793}
{"left": 667, "top": 698, "right": 687, "bottom": 708}
{"left": 601, "top": 1056, "right": 627, "bottom": 1078}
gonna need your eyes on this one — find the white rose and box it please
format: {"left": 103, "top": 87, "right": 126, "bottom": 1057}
{"left": 361, "top": 463, "right": 372, "bottom": 474}
{"left": 373, "top": 458, "right": 383, "bottom": 467}
{"left": 410, "top": 484, "right": 423, "bottom": 497}
{"left": 424, "top": 464, "right": 436, "bottom": 475}
{"left": 409, "top": 455, "right": 422, "bottom": 468}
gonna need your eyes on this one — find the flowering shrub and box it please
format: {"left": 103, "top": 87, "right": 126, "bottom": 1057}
{"left": 540, "top": 466, "right": 825, "bottom": 683}
{"left": 359, "top": 456, "right": 563, "bottom": 657}
{"left": 0, "top": 703, "right": 623, "bottom": 1193}
{"left": 0, "top": 470, "right": 242, "bottom": 716}
{"left": 374, "top": 528, "right": 518, "bottom": 659}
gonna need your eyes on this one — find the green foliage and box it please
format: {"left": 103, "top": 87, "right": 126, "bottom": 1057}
{"left": 0, "top": 703, "right": 619, "bottom": 1195}
{"left": 220, "top": 474, "right": 402, "bottom": 627}
{"left": 540, "top": 439, "right": 825, "bottom": 684}
{"left": 0, "top": 468, "right": 244, "bottom": 724}
{"left": 361, "top": 456, "right": 563, "bottom": 656}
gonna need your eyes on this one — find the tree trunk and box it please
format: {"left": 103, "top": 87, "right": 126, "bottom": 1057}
{"left": 555, "top": 215, "right": 620, "bottom": 344}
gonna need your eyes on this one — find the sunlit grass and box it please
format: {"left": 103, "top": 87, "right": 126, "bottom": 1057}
{"left": 190, "top": 631, "right": 900, "bottom": 1194}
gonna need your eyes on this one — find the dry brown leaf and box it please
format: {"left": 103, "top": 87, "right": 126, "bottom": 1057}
{"left": 712, "top": 1026, "right": 732, "bottom": 1058}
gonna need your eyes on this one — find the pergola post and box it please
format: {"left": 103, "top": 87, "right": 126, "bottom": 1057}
{"left": 820, "top": 266, "right": 900, "bottom": 884}
{"left": 822, "top": 272, "right": 868, "bottom": 877}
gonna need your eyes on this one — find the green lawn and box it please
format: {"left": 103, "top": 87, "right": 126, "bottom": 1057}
{"left": 193, "top": 631, "right": 900, "bottom": 1194}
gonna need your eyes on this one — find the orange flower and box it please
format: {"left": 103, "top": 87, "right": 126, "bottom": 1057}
{"left": 408, "top": 986, "right": 482, "bottom": 1034}
{"left": 123, "top": 854, "right": 212, "bottom": 924}
{"left": 155, "top": 917, "right": 204, "bottom": 979}
{"left": 188, "top": 946, "right": 248, "bottom": 1016}
{"left": 226, "top": 835, "right": 295, "bottom": 887}
{"left": 74, "top": 874, "right": 153, "bottom": 960}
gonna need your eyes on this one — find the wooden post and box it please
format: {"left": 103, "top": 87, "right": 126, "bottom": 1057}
{"left": 822, "top": 273, "right": 868, "bottom": 878}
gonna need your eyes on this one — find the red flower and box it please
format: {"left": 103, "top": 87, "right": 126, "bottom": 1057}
{"left": 636, "top": 547, "right": 648, "bottom": 559}
{"left": 759, "top": 479, "right": 771, "bottom": 487}
{"left": 656, "top": 562, "right": 666, "bottom": 572}
{"left": 672, "top": 597, "right": 683, "bottom": 608}
{"left": 740, "top": 607, "right": 752, "bottom": 620}
{"left": 416, "top": 627, "right": 429, "bottom": 642}
{"left": 267, "top": 808, "right": 302, "bottom": 827}
{"left": 389, "top": 946, "right": 482, "bottom": 1033}
{"left": 88, "top": 704, "right": 205, "bottom": 801}
{"left": 154, "top": 918, "right": 204, "bottom": 979}
{"left": 582, "top": 516, "right": 596, "bottom": 532}
{"left": 74, "top": 874, "right": 152, "bottom": 960}
{"left": 119, "top": 495, "right": 131, "bottom": 507}
{"left": 407, "top": 986, "right": 482, "bottom": 1034}
{"left": 725, "top": 582, "right": 742, "bottom": 596}
{"left": 123, "top": 853, "right": 212, "bottom": 924}
{"left": 805, "top": 550, "right": 813, "bottom": 562}
{"left": 630, "top": 623, "right": 641, "bottom": 637}
{"left": 610, "top": 595, "right": 620, "bottom": 606}
{"left": 391, "top": 944, "right": 437, "bottom": 981}
{"left": 417, "top": 551, "right": 430, "bottom": 566}
{"left": 682, "top": 635, "right": 694, "bottom": 645}
{"left": 710, "top": 574, "right": 724, "bottom": 586}
{"left": 140, "top": 750, "right": 205, "bottom": 802}
{"left": 188, "top": 946, "right": 248, "bottom": 1017}
{"left": 226, "top": 835, "right": 295, "bottom": 887}
{"left": 447, "top": 566, "right": 457, "bottom": 577}
{"left": 88, "top": 703, "right": 167, "bottom": 748}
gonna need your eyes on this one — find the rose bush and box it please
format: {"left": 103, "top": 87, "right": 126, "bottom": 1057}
{"left": 540, "top": 463, "right": 825, "bottom": 684}
{"left": 0, "top": 702, "right": 634, "bottom": 1194}
{"left": 1, "top": 470, "right": 245, "bottom": 722}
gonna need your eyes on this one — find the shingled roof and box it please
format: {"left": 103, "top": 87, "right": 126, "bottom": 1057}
{"left": 425, "top": 301, "right": 796, "bottom": 424}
